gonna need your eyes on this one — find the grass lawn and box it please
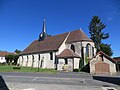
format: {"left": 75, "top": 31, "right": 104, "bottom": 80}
{"left": 0, "top": 65, "right": 58, "bottom": 74}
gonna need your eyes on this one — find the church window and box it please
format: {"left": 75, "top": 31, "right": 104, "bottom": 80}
{"left": 86, "top": 44, "right": 91, "bottom": 57}
{"left": 92, "top": 47, "right": 94, "bottom": 57}
{"left": 65, "top": 59, "right": 68, "bottom": 64}
{"left": 50, "top": 52, "right": 53, "bottom": 60}
{"left": 71, "top": 44, "right": 75, "bottom": 52}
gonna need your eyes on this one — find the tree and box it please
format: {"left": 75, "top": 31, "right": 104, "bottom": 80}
{"left": 5, "top": 54, "right": 19, "bottom": 65}
{"left": 88, "top": 16, "right": 109, "bottom": 51}
{"left": 13, "top": 55, "right": 19, "bottom": 65}
{"left": 15, "top": 49, "right": 21, "bottom": 54}
{"left": 5, "top": 54, "right": 14, "bottom": 65}
{"left": 88, "top": 16, "right": 113, "bottom": 56}
{"left": 100, "top": 43, "right": 113, "bottom": 56}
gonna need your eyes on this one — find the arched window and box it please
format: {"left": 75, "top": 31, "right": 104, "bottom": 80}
{"left": 71, "top": 44, "right": 75, "bottom": 52}
{"left": 86, "top": 44, "right": 91, "bottom": 57}
{"left": 92, "top": 47, "right": 94, "bottom": 57}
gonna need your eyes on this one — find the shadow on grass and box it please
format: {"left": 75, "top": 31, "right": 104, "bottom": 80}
{"left": 0, "top": 76, "right": 9, "bottom": 90}
{"left": 93, "top": 76, "right": 120, "bottom": 85}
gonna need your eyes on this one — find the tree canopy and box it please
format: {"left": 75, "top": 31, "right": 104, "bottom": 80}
{"left": 5, "top": 54, "right": 19, "bottom": 65}
{"left": 88, "top": 16, "right": 113, "bottom": 56}
{"left": 15, "top": 49, "right": 21, "bottom": 54}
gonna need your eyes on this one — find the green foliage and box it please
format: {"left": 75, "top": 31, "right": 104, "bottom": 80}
{"left": 88, "top": 16, "right": 109, "bottom": 51}
{"left": 15, "top": 49, "right": 21, "bottom": 54}
{"left": 88, "top": 16, "right": 113, "bottom": 56}
{"left": 79, "top": 59, "right": 84, "bottom": 70}
{"left": 100, "top": 43, "right": 113, "bottom": 56}
{"left": 5, "top": 54, "right": 14, "bottom": 65}
{"left": 5, "top": 54, "right": 19, "bottom": 65}
{"left": 13, "top": 55, "right": 19, "bottom": 65}
{"left": 85, "top": 55, "right": 88, "bottom": 64}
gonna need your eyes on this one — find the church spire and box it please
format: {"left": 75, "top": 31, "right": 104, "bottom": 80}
{"left": 42, "top": 18, "right": 46, "bottom": 33}
{"left": 38, "top": 18, "right": 47, "bottom": 41}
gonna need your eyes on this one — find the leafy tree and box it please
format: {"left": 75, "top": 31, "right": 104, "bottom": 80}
{"left": 5, "top": 54, "right": 14, "bottom": 65}
{"left": 88, "top": 16, "right": 109, "bottom": 51}
{"left": 88, "top": 16, "right": 113, "bottom": 56}
{"left": 5, "top": 54, "right": 19, "bottom": 65}
{"left": 15, "top": 49, "right": 21, "bottom": 54}
{"left": 13, "top": 55, "right": 19, "bottom": 65}
{"left": 100, "top": 43, "right": 113, "bottom": 56}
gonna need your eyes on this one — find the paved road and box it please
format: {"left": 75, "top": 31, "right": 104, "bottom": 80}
{"left": 0, "top": 72, "right": 119, "bottom": 90}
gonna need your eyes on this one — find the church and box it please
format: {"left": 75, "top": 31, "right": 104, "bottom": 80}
{"left": 18, "top": 19, "right": 96, "bottom": 71}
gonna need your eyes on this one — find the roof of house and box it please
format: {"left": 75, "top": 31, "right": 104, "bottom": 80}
{"left": 0, "top": 52, "right": 15, "bottom": 57}
{"left": 65, "top": 30, "right": 92, "bottom": 44}
{"left": 20, "top": 30, "right": 92, "bottom": 55}
{"left": 90, "top": 51, "right": 116, "bottom": 63}
{"left": 57, "top": 49, "right": 80, "bottom": 58}
{"left": 20, "top": 32, "right": 69, "bottom": 55}
{"left": 113, "top": 57, "right": 120, "bottom": 63}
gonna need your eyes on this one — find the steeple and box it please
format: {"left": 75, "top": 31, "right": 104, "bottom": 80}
{"left": 42, "top": 18, "right": 46, "bottom": 33}
{"left": 38, "top": 18, "right": 47, "bottom": 41}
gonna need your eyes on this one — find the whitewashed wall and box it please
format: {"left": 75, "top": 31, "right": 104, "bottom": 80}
{"left": 103, "top": 56, "right": 116, "bottom": 75}
{"left": 90, "top": 54, "right": 116, "bottom": 75}
{"left": 18, "top": 52, "right": 56, "bottom": 69}
{"left": 0, "top": 57, "right": 6, "bottom": 63}
{"left": 74, "top": 58, "right": 80, "bottom": 69}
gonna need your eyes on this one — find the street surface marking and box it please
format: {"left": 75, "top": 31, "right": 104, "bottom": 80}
{"left": 32, "top": 77, "right": 38, "bottom": 81}
{"left": 23, "top": 88, "right": 35, "bottom": 90}
{"left": 101, "top": 87, "right": 117, "bottom": 90}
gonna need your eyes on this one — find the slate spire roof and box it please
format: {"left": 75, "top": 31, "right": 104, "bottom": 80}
{"left": 38, "top": 18, "right": 47, "bottom": 41}
{"left": 20, "top": 29, "right": 92, "bottom": 55}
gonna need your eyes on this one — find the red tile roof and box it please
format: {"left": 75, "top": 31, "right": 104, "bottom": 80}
{"left": 113, "top": 57, "right": 120, "bottom": 63}
{"left": 20, "top": 30, "right": 92, "bottom": 55}
{"left": 0, "top": 52, "right": 15, "bottom": 57}
{"left": 66, "top": 30, "right": 92, "bottom": 44}
{"left": 20, "top": 32, "right": 69, "bottom": 55}
{"left": 57, "top": 49, "right": 80, "bottom": 58}
{"left": 90, "top": 51, "right": 116, "bottom": 63}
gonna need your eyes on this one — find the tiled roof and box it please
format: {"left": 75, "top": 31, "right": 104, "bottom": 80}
{"left": 20, "top": 32, "right": 69, "bottom": 55}
{"left": 113, "top": 57, "right": 120, "bottom": 63}
{"left": 20, "top": 30, "right": 92, "bottom": 55}
{"left": 90, "top": 51, "right": 116, "bottom": 63}
{"left": 57, "top": 49, "right": 80, "bottom": 58}
{"left": 66, "top": 30, "right": 92, "bottom": 44}
{"left": 0, "top": 52, "right": 15, "bottom": 57}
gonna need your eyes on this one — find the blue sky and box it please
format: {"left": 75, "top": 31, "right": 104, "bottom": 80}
{"left": 0, "top": 0, "right": 120, "bottom": 57}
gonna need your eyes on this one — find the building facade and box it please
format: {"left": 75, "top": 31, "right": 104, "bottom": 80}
{"left": 90, "top": 51, "right": 116, "bottom": 75}
{"left": 0, "top": 51, "right": 15, "bottom": 64}
{"left": 18, "top": 19, "right": 96, "bottom": 71}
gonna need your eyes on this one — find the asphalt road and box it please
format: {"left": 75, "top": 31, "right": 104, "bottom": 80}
{"left": 0, "top": 72, "right": 119, "bottom": 90}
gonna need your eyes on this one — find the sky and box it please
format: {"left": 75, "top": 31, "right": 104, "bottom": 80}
{"left": 0, "top": 0, "right": 120, "bottom": 57}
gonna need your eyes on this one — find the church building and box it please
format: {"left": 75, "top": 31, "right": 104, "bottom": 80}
{"left": 18, "top": 19, "right": 96, "bottom": 71}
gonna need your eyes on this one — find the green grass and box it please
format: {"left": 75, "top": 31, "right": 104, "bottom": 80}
{"left": 0, "top": 65, "right": 58, "bottom": 74}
